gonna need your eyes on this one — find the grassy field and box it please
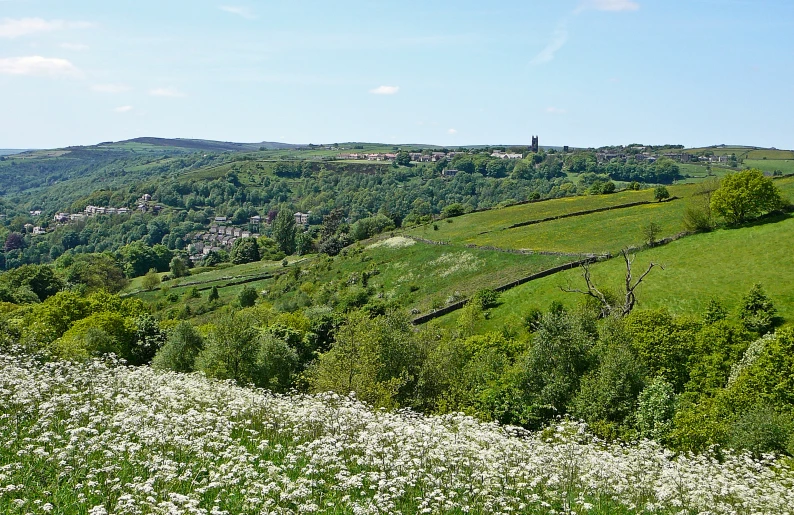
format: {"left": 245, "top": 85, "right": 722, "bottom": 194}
{"left": 284, "top": 238, "right": 569, "bottom": 314}
{"left": 435, "top": 213, "right": 794, "bottom": 333}
{"left": 406, "top": 189, "right": 660, "bottom": 243}
{"left": 745, "top": 159, "right": 794, "bottom": 175}
{"left": 466, "top": 199, "right": 691, "bottom": 255}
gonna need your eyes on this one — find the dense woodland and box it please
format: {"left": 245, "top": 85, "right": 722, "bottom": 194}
{"left": 2, "top": 141, "right": 793, "bottom": 460}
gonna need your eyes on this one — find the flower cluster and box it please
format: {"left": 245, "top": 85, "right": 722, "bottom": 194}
{"left": 1, "top": 351, "right": 792, "bottom": 514}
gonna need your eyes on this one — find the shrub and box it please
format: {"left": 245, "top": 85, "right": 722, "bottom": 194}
{"left": 238, "top": 286, "right": 259, "bottom": 308}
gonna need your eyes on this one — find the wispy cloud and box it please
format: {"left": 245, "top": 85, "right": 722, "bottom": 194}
{"left": 219, "top": 5, "right": 256, "bottom": 19}
{"left": 545, "top": 107, "right": 567, "bottom": 114}
{"left": 575, "top": 0, "right": 639, "bottom": 13}
{"left": 0, "top": 18, "right": 92, "bottom": 38}
{"left": 369, "top": 85, "right": 400, "bottom": 95}
{"left": 92, "top": 83, "right": 131, "bottom": 93}
{"left": 0, "top": 56, "right": 80, "bottom": 77}
{"left": 60, "top": 42, "right": 89, "bottom": 51}
{"left": 447, "top": 128, "right": 457, "bottom": 135}
{"left": 149, "top": 87, "right": 186, "bottom": 98}
{"left": 114, "top": 105, "right": 133, "bottom": 113}
{"left": 531, "top": 24, "right": 568, "bottom": 65}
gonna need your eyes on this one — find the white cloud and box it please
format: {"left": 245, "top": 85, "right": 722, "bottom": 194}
{"left": 369, "top": 85, "right": 399, "bottom": 95}
{"left": 531, "top": 25, "right": 568, "bottom": 65}
{"left": 60, "top": 42, "right": 89, "bottom": 51}
{"left": 114, "top": 105, "right": 133, "bottom": 113}
{"left": 0, "top": 56, "right": 80, "bottom": 77}
{"left": 545, "top": 107, "right": 567, "bottom": 114}
{"left": 149, "top": 87, "right": 186, "bottom": 98}
{"left": 92, "top": 83, "right": 131, "bottom": 93}
{"left": 0, "top": 18, "right": 91, "bottom": 38}
{"left": 447, "top": 128, "right": 457, "bottom": 135}
{"left": 575, "top": 0, "right": 639, "bottom": 13}
{"left": 219, "top": 5, "right": 256, "bottom": 19}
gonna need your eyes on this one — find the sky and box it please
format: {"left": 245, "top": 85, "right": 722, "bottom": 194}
{"left": 1, "top": 0, "right": 793, "bottom": 149}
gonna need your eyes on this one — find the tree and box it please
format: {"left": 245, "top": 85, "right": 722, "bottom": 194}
{"left": 141, "top": 269, "right": 161, "bottom": 291}
{"left": 395, "top": 151, "right": 411, "bottom": 167}
{"left": 238, "top": 285, "right": 258, "bottom": 307}
{"left": 195, "top": 310, "right": 260, "bottom": 385}
{"left": 208, "top": 285, "right": 220, "bottom": 303}
{"left": 654, "top": 185, "right": 670, "bottom": 202}
{"left": 562, "top": 250, "right": 663, "bottom": 318}
{"left": 169, "top": 256, "right": 190, "bottom": 278}
{"left": 152, "top": 321, "right": 205, "bottom": 372}
{"left": 738, "top": 283, "right": 776, "bottom": 334}
{"left": 1, "top": 264, "right": 64, "bottom": 301}
{"left": 642, "top": 221, "right": 662, "bottom": 245}
{"left": 4, "top": 232, "right": 25, "bottom": 252}
{"left": 271, "top": 209, "right": 297, "bottom": 255}
{"left": 710, "top": 169, "right": 783, "bottom": 225}
{"left": 230, "top": 237, "right": 260, "bottom": 264}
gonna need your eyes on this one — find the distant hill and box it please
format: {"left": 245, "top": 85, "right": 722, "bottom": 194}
{"left": 116, "top": 137, "right": 300, "bottom": 152}
{"left": 0, "top": 149, "right": 32, "bottom": 156}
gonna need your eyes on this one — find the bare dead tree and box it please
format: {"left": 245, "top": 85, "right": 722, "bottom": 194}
{"left": 561, "top": 249, "right": 663, "bottom": 318}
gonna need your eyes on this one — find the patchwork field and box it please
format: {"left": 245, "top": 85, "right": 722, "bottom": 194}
{"left": 435, "top": 213, "right": 794, "bottom": 333}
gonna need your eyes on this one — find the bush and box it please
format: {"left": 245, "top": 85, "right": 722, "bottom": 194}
{"left": 654, "top": 185, "right": 670, "bottom": 202}
{"left": 238, "top": 286, "right": 259, "bottom": 307}
{"left": 728, "top": 403, "right": 794, "bottom": 457}
{"left": 152, "top": 321, "right": 205, "bottom": 372}
{"left": 738, "top": 283, "right": 776, "bottom": 334}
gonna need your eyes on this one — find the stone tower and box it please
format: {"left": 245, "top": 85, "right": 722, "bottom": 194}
{"left": 531, "top": 135, "right": 539, "bottom": 153}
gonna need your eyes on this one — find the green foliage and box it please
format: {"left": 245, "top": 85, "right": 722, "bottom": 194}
{"left": 141, "top": 269, "right": 161, "bottom": 291}
{"left": 0, "top": 264, "right": 64, "bottom": 302}
{"left": 654, "top": 185, "right": 670, "bottom": 202}
{"left": 272, "top": 209, "right": 297, "bottom": 255}
{"left": 636, "top": 377, "right": 676, "bottom": 440}
{"left": 641, "top": 221, "right": 661, "bottom": 245}
{"left": 624, "top": 309, "right": 700, "bottom": 392}
{"left": 571, "top": 319, "right": 645, "bottom": 438}
{"left": 237, "top": 285, "right": 259, "bottom": 307}
{"left": 230, "top": 236, "right": 260, "bottom": 264}
{"left": 208, "top": 285, "right": 219, "bottom": 303}
{"left": 59, "top": 253, "right": 129, "bottom": 293}
{"left": 738, "top": 283, "right": 777, "bottom": 334}
{"left": 53, "top": 311, "right": 137, "bottom": 361}
{"left": 255, "top": 333, "right": 299, "bottom": 392}
{"left": 728, "top": 403, "right": 794, "bottom": 457}
{"left": 516, "top": 311, "right": 596, "bottom": 428}
{"left": 350, "top": 214, "right": 395, "bottom": 241}
{"left": 441, "top": 203, "right": 466, "bottom": 218}
{"left": 711, "top": 169, "right": 784, "bottom": 224}
{"left": 195, "top": 310, "right": 260, "bottom": 385}
{"left": 307, "top": 311, "right": 421, "bottom": 409}
{"left": 169, "top": 255, "right": 190, "bottom": 278}
{"left": 703, "top": 298, "right": 727, "bottom": 324}
{"left": 152, "top": 321, "right": 204, "bottom": 373}
{"left": 471, "top": 288, "right": 500, "bottom": 310}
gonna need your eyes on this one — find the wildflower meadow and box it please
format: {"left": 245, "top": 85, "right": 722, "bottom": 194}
{"left": 1, "top": 350, "right": 792, "bottom": 515}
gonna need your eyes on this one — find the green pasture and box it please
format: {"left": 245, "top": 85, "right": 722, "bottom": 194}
{"left": 434, "top": 213, "right": 794, "bottom": 334}
{"left": 467, "top": 199, "right": 691, "bottom": 254}
{"left": 406, "top": 189, "right": 659, "bottom": 243}
{"left": 745, "top": 159, "right": 794, "bottom": 175}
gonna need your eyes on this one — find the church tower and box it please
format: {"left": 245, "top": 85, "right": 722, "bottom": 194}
{"left": 531, "top": 135, "right": 539, "bottom": 153}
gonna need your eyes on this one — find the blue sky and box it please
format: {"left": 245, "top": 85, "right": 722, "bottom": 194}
{"left": 1, "top": 0, "right": 793, "bottom": 149}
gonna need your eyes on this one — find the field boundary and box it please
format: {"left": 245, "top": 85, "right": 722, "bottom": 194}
{"left": 500, "top": 197, "right": 680, "bottom": 232}
{"left": 411, "top": 257, "right": 598, "bottom": 325}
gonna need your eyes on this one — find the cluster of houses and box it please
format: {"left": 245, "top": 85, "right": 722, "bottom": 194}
{"left": 490, "top": 151, "right": 523, "bottom": 160}
{"left": 51, "top": 193, "right": 163, "bottom": 226}
{"left": 187, "top": 225, "right": 261, "bottom": 263}
{"left": 186, "top": 211, "right": 311, "bottom": 263}
{"left": 336, "top": 151, "right": 463, "bottom": 162}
